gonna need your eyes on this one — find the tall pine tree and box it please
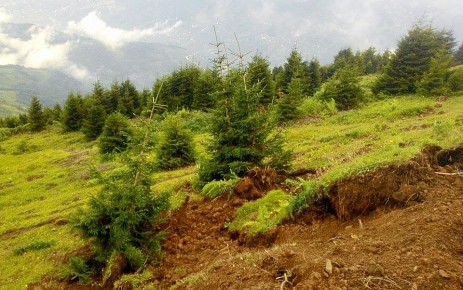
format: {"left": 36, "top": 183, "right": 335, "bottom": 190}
{"left": 374, "top": 22, "right": 456, "bottom": 95}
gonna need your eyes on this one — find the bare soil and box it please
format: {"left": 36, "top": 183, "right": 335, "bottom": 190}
{"left": 29, "top": 146, "right": 463, "bottom": 289}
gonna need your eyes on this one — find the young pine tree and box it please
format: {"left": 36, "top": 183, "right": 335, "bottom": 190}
{"left": 98, "top": 112, "right": 132, "bottom": 154}
{"left": 62, "top": 92, "right": 86, "bottom": 132}
{"left": 199, "top": 36, "right": 291, "bottom": 182}
{"left": 276, "top": 77, "right": 304, "bottom": 122}
{"left": 28, "top": 96, "right": 46, "bottom": 132}
{"left": 155, "top": 115, "right": 195, "bottom": 170}
{"left": 82, "top": 99, "right": 107, "bottom": 140}
{"left": 71, "top": 95, "right": 169, "bottom": 283}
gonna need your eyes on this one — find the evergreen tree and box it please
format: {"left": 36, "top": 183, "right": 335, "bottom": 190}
{"left": 91, "top": 80, "right": 112, "bottom": 114}
{"left": 82, "top": 99, "right": 107, "bottom": 140}
{"left": 319, "top": 67, "right": 365, "bottom": 111}
{"left": 281, "top": 49, "right": 305, "bottom": 93}
{"left": 28, "top": 96, "right": 46, "bottom": 132}
{"left": 62, "top": 92, "right": 86, "bottom": 132}
{"left": 98, "top": 112, "right": 132, "bottom": 154}
{"left": 332, "top": 47, "right": 356, "bottom": 73}
{"left": 448, "top": 67, "right": 463, "bottom": 92}
{"left": 374, "top": 22, "right": 456, "bottom": 95}
{"left": 155, "top": 115, "right": 195, "bottom": 170}
{"left": 453, "top": 42, "right": 463, "bottom": 65}
{"left": 199, "top": 40, "right": 291, "bottom": 182}
{"left": 120, "top": 79, "right": 140, "bottom": 117}
{"left": 276, "top": 77, "right": 304, "bottom": 122}
{"left": 71, "top": 96, "right": 169, "bottom": 281}
{"left": 108, "top": 80, "right": 121, "bottom": 114}
{"left": 303, "top": 58, "right": 322, "bottom": 96}
{"left": 52, "top": 104, "right": 62, "bottom": 122}
{"left": 192, "top": 68, "right": 218, "bottom": 111}
{"left": 416, "top": 55, "right": 450, "bottom": 96}
{"left": 247, "top": 53, "right": 276, "bottom": 105}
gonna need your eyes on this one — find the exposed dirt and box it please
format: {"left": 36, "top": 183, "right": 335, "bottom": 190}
{"left": 29, "top": 146, "right": 463, "bottom": 289}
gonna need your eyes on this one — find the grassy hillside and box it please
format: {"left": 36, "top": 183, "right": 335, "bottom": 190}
{"left": 0, "top": 94, "right": 462, "bottom": 289}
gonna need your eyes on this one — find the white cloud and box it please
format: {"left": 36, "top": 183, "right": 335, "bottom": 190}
{"left": 0, "top": 8, "right": 11, "bottom": 23}
{"left": 67, "top": 11, "right": 182, "bottom": 50}
{"left": 0, "top": 19, "right": 90, "bottom": 80}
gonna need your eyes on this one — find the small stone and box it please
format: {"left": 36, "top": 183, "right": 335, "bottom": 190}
{"left": 325, "top": 259, "right": 333, "bottom": 275}
{"left": 411, "top": 282, "right": 418, "bottom": 290}
{"left": 439, "top": 270, "right": 451, "bottom": 279}
{"left": 311, "top": 271, "right": 322, "bottom": 280}
{"left": 413, "top": 266, "right": 419, "bottom": 272}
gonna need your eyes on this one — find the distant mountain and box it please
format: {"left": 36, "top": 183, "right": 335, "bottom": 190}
{"left": 68, "top": 37, "right": 189, "bottom": 88}
{"left": 0, "top": 23, "right": 190, "bottom": 115}
{"left": 0, "top": 65, "right": 85, "bottom": 116}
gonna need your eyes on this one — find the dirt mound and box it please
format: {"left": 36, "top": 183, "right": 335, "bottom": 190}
{"left": 234, "top": 168, "right": 278, "bottom": 200}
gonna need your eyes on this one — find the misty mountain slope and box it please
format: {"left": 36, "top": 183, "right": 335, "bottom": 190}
{"left": 68, "top": 38, "right": 189, "bottom": 88}
{"left": 0, "top": 65, "right": 84, "bottom": 111}
{"left": 0, "top": 23, "right": 191, "bottom": 113}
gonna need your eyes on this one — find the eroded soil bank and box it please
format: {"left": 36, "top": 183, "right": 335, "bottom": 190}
{"left": 29, "top": 146, "right": 463, "bottom": 289}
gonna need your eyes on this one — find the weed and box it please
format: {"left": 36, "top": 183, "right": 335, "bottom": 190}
{"left": 287, "top": 178, "right": 319, "bottom": 214}
{"left": 13, "top": 240, "right": 55, "bottom": 255}
{"left": 61, "top": 256, "right": 95, "bottom": 283}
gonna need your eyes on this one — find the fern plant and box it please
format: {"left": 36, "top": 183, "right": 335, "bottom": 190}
{"left": 286, "top": 177, "right": 319, "bottom": 214}
{"left": 201, "top": 177, "right": 240, "bottom": 199}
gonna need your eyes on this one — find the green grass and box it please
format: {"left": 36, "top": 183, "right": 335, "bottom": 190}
{"left": 1, "top": 94, "right": 463, "bottom": 288}
{"left": 290, "top": 95, "right": 463, "bottom": 189}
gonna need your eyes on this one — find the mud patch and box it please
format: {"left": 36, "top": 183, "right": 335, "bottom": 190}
{"left": 26, "top": 174, "right": 44, "bottom": 181}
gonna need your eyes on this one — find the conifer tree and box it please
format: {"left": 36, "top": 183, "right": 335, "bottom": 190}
{"left": 304, "top": 58, "right": 322, "bottom": 96}
{"left": 319, "top": 67, "right": 364, "bottom": 111}
{"left": 98, "top": 112, "right": 132, "bottom": 154}
{"left": 416, "top": 55, "right": 449, "bottom": 96}
{"left": 62, "top": 93, "right": 86, "bottom": 132}
{"left": 247, "top": 53, "right": 276, "bottom": 105}
{"left": 192, "top": 68, "right": 218, "bottom": 111}
{"left": 454, "top": 42, "right": 463, "bottom": 65}
{"left": 120, "top": 79, "right": 140, "bottom": 117}
{"left": 28, "top": 96, "right": 46, "bottom": 132}
{"left": 374, "top": 22, "right": 456, "bottom": 95}
{"left": 155, "top": 115, "right": 195, "bottom": 170}
{"left": 448, "top": 67, "right": 463, "bottom": 92}
{"left": 276, "top": 77, "right": 304, "bottom": 122}
{"left": 71, "top": 93, "right": 169, "bottom": 283}
{"left": 281, "top": 49, "right": 305, "bottom": 93}
{"left": 199, "top": 35, "right": 291, "bottom": 182}
{"left": 82, "top": 98, "right": 107, "bottom": 140}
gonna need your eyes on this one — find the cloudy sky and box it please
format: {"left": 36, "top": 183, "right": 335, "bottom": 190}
{"left": 0, "top": 0, "right": 462, "bottom": 79}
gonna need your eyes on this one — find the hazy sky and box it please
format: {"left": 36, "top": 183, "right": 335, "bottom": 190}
{"left": 1, "top": 0, "right": 462, "bottom": 77}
